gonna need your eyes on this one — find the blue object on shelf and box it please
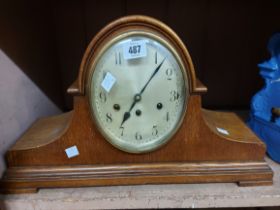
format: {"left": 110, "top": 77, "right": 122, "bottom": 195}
{"left": 248, "top": 33, "right": 280, "bottom": 163}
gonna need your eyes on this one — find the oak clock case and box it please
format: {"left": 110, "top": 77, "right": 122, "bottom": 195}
{"left": 0, "top": 15, "right": 273, "bottom": 194}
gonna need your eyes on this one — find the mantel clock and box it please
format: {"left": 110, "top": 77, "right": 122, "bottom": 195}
{"left": 0, "top": 16, "right": 273, "bottom": 193}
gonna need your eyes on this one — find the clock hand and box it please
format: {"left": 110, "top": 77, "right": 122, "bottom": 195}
{"left": 120, "top": 94, "right": 141, "bottom": 127}
{"left": 120, "top": 58, "right": 166, "bottom": 127}
{"left": 140, "top": 57, "right": 166, "bottom": 94}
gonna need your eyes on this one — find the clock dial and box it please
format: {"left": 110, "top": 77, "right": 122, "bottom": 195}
{"left": 89, "top": 33, "right": 188, "bottom": 153}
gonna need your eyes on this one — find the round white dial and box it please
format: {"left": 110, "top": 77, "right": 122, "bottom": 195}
{"left": 89, "top": 33, "right": 188, "bottom": 153}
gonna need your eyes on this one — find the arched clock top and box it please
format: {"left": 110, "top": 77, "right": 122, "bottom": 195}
{"left": 67, "top": 15, "right": 206, "bottom": 96}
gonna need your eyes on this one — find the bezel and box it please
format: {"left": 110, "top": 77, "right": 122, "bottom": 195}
{"left": 87, "top": 30, "right": 189, "bottom": 153}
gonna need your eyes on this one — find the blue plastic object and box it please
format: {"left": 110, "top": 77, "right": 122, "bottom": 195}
{"left": 248, "top": 33, "right": 280, "bottom": 163}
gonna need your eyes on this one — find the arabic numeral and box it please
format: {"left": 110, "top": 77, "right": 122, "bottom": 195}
{"left": 152, "top": 125, "right": 158, "bottom": 136}
{"left": 166, "top": 112, "right": 170, "bottom": 122}
{"left": 135, "top": 132, "right": 142, "bottom": 140}
{"left": 170, "top": 90, "right": 180, "bottom": 101}
{"left": 106, "top": 113, "right": 113, "bottom": 123}
{"left": 165, "top": 68, "right": 173, "bottom": 80}
{"left": 99, "top": 91, "right": 107, "bottom": 103}
{"left": 115, "top": 52, "right": 121, "bottom": 65}
{"left": 155, "top": 51, "right": 157, "bottom": 64}
{"left": 120, "top": 126, "right": 124, "bottom": 136}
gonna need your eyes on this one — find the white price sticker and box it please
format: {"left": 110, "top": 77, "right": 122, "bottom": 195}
{"left": 123, "top": 40, "right": 147, "bottom": 60}
{"left": 216, "top": 127, "right": 229, "bottom": 135}
{"left": 101, "top": 72, "right": 116, "bottom": 93}
{"left": 65, "top": 145, "right": 79, "bottom": 158}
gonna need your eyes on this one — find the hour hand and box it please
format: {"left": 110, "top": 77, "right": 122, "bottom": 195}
{"left": 120, "top": 112, "right": 130, "bottom": 127}
{"left": 119, "top": 94, "right": 141, "bottom": 127}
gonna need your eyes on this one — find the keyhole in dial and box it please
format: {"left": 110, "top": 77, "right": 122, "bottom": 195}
{"left": 136, "top": 109, "right": 142, "bottom": 116}
{"left": 113, "top": 104, "right": 120, "bottom": 111}
{"left": 157, "top": 103, "right": 163, "bottom": 110}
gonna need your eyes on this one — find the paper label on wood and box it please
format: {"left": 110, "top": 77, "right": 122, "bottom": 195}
{"left": 216, "top": 127, "right": 229, "bottom": 135}
{"left": 65, "top": 146, "right": 79, "bottom": 158}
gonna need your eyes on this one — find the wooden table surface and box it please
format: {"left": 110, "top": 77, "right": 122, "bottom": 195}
{"left": 0, "top": 157, "right": 279, "bottom": 210}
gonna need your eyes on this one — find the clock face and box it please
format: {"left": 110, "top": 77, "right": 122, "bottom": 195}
{"left": 88, "top": 32, "right": 188, "bottom": 153}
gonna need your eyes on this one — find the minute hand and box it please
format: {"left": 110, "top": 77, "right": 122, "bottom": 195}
{"left": 139, "top": 57, "right": 166, "bottom": 94}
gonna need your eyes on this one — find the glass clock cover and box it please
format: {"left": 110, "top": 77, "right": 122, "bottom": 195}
{"left": 89, "top": 32, "right": 188, "bottom": 153}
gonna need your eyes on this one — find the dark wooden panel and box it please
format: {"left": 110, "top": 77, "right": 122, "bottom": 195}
{"left": 167, "top": 0, "right": 208, "bottom": 81}
{"left": 201, "top": 0, "right": 280, "bottom": 109}
{"left": 0, "top": 0, "right": 64, "bottom": 108}
{"left": 126, "top": 0, "right": 168, "bottom": 20}
{"left": 52, "top": 0, "right": 87, "bottom": 109}
{"left": 84, "top": 0, "right": 126, "bottom": 45}
{"left": 3, "top": 0, "right": 279, "bottom": 110}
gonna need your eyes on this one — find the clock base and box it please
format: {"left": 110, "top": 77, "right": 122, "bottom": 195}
{"left": 0, "top": 161, "right": 272, "bottom": 194}
{"left": 0, "top": 95, "right": 274, "bottom": 194}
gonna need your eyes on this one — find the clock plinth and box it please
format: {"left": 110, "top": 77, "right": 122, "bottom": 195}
{"left": 0, "top": 16, "right": 273, "bottom": 193}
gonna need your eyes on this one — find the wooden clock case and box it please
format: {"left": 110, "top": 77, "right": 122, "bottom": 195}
{"left": 0, "top": 16, "right": 273, "bottom": 194}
